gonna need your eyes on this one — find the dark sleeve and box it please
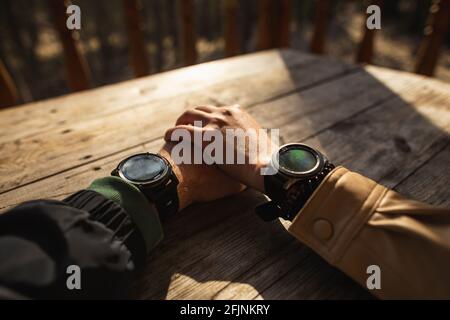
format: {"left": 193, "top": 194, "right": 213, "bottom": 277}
{"left": 0, "top": 177, "right": 163, "bottom": 299}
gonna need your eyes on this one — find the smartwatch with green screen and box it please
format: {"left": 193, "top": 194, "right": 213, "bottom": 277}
{"left": 256, "top": 143, "right": 335, "bottom": 221}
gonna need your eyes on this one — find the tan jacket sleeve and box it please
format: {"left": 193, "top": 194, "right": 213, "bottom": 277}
{"left": 287, "top": 166, "right": 450, "bottom": 299}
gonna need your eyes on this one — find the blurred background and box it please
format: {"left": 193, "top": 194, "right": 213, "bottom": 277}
{"left": 1, "top": 0, "right": 449, "bottom": 106}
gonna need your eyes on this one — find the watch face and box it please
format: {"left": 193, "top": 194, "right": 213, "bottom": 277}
{"left": 275, "top": 144, "right": 323, "bottom": 177}
{"left": 119, "top": 153, "right": 168, "bottom": 183}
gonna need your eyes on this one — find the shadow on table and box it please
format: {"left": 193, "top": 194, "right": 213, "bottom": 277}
{"left": 134, "top": 189, "right": 373, "bottom": 300}
{"left": 134, "top": 50, "right": 450, "bottom": 300}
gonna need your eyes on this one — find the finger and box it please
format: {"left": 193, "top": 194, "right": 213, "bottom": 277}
{"left": 175, "top": 109, "right": 211, "bottom": 126}
{"left": 195, "top": 105, "right": 218, "bottom": 113}
{"left": 164, "top": 124, "right": 204, "bottom": 143}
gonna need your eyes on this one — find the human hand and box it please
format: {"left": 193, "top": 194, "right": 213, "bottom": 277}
{"left": 164, "top": 105, "right": 277, "bottom": 192}
{"left": 159, "top": 142, "right": 245, "bottom": 211}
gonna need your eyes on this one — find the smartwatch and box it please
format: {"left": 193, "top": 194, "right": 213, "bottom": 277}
{"left": 111, "top": 153, "right": 179, "bottom": 220}
{"left": 256, "top": 143, "right": 335, "bottom": 222}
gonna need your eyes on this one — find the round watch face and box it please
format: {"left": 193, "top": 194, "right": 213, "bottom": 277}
{"left": 274, "top": 144, "right": 323, "bottom": 177}
{"left": 119, "top": 153, "right": 168, "bottom": 184}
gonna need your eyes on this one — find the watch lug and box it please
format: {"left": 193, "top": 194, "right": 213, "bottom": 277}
{"left": 169, "top": 169, "right": 179, "bottom": 185}
{"left": 111, "top": 168, "right": 119, "bottom": 176}
{"left": 283, "top": 178, "right": 299, "bottom": 190}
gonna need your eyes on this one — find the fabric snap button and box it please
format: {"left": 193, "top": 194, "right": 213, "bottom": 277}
{"left": 313, "top": 219, "right": 333, "bottom": 240}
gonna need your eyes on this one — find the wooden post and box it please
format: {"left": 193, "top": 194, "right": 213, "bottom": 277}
{"left": 257, "top": 0, "right": 274, "bottom": 50}
{"left": 48, "top": 0, "right": 91, "bottom": 92}
{"left": 310, "top": 0, "right": 330, "bottom": 54}
{"left": 0, "top": 59, "right": 19, "bottom": 108}
{"left": 258, "top": 0, "right": 291, "bottom": 50}
{"left": 123, "top": 0, "right": 150, "bottom": 77}
{"left": 180, "top": 0, "right": 197, "bottom": 66}
{"left": 355, "top": 0, "right": 384, "bottom": 64}
{"left": 224, "top": 0, "right": 240, "bottom": 57}
{"left": 152, "top": 0, "right": 164, "bottom": 72}
{"left": 415, "top": 0, "right": 450, "bottom": 76}
{"left": 275, "top": 0, "right": 292, "bottom": 48}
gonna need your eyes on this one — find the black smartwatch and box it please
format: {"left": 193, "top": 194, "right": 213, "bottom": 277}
{"left": 111, "top": 153, "right": 179, "bottom": 220}
{"left": 256, "top": 143, "right": 335, "bottom": 222}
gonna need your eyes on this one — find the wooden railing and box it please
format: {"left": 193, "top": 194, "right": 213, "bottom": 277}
{"left": 1, "top": 0, "right": 449, "bottom": 109}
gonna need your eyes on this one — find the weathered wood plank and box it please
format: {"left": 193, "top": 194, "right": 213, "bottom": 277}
{"left": 0, "top": 139, "right": 165, "bottom": 211}
{"left": 142, "top": 87, "right": 450, "bottom": 299}
{"left": 149, "top": 68, "right": 450, "bottom": 300}
{"left": 123, "top": 0, "right": 150, "bottom": 77}
{"left": 0, "top": 50, "right": 316, "bottom": 143}
{"left": 257, "top": 76, "right": 450, "bottom": 301}
{"left": 3, "top": 65, "right": 446, "bottom": 300}
{"left": 1, "top": 67, "right": 395, "bottom": 211}
{"left": 2, "top": 52, "right": 450, "bottom": 300}
{"left": 0, "top": 65, "right": 431, "bottom": 208}
{"left": 0, "top": 54, "right": 354, "bottom": 193}
{"left": 394, "top": 143, "right": 450, "bottom": 207}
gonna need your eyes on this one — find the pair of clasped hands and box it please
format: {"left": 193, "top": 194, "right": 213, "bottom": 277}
{"left": 161, "top": 105, "right": 276, "bottom": 211}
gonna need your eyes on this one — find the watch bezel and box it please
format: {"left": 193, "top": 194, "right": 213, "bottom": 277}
{"left": 117, "top": 152, "right": 171, "bottom": 186}
{"left": 272, "top": 143, "right": 325, "bottom": 179}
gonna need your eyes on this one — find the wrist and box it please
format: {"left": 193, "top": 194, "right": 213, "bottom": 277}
{"left": 159, "top": 144, "right": 192, "bottom": 211}
{"left": 253, "top": 143, "right": 277, "bottom": 192}
{"left": 256, "top": 143, "right": 334, "bottom": 221}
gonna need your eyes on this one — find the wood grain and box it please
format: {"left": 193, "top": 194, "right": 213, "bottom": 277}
{"left": 136, "top": 67, "right": 450, "bottom": 300}
{"left": 0, "top": 64, "right": 419, "bottom": 211}
{"left": 2, "top": 49, "right": 450, "bottom": 300}
{"left": 0, "top": 53, "right": 353, "bottom": 193}
{"left": 394, "top": 143, "right": 450, "bottom": 207}
{"left": 0, "top": 50, "right": 315, "bottom": 143}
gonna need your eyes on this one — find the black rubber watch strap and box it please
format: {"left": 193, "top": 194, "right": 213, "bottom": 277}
{"left": 152, "top": 176, "right": 179, "bottom": 221}
{"left": 139, "top": 171, "right": 179, "bottom": 221}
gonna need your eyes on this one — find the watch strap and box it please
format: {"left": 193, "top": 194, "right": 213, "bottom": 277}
{"left": 257, "top": 162, "right": 335, "bottom": 221}
{"left": 155, "top": 177, "right": 179, "bottom": 220}
{"left": 139, "top": 171, "right": 179, "bottom": 221}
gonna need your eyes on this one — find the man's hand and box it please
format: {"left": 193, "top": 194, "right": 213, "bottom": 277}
{"left": 164, "top": 105, "right": 276, "bottom": 192}
{"left": 159, "top": 142, "right": 245, "bottom": 211}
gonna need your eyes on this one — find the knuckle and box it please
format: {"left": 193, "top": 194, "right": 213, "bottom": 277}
{"left": 221, "top": 107, "right": 234, "bottom": 116}
{"left": 213, "top": 116, "right": 227, "bottom": 126}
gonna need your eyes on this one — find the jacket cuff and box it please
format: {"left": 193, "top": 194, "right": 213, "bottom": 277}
{"left": 88, "top": 177, "right": 163, "bottom": 254}
{"left": 287, "top": 167, "right": 387, "bottom": 265}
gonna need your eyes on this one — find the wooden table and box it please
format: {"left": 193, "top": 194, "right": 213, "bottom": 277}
{"left": 1, "top": 49, "right": 450, "bottom": 299}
